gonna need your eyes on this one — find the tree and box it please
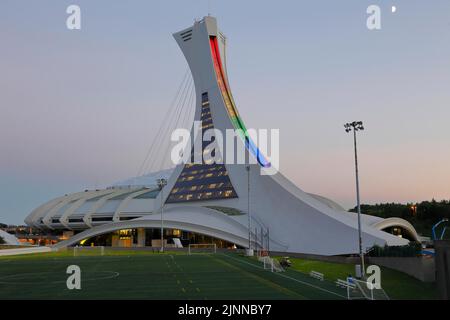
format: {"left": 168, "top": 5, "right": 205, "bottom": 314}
{"left": 348, "top": 199, "right": 450, "bottom": 237}
{"left": 0, "top": 236, "right": 5, "bottom": 245}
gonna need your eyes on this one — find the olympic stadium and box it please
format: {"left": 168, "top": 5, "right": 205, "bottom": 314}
{"left": 24, "top": 16, "right": 419, "bottom": 256}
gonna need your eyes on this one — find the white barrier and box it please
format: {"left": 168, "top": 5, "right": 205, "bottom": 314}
{"left": 0, "top": 246, "right": 52, "bottom": 256}
{"left": 309, "top": 270, "right": 324, "bottom": 281}
{"left": 336, "top": 278, "right": 355, "bottom": 289}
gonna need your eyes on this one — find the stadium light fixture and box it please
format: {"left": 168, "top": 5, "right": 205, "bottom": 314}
{"left": 157, "top": 178, "right": 168, "bottom": 252}
{"left": 344, "top": 121, "right": 365, "bottom": 277}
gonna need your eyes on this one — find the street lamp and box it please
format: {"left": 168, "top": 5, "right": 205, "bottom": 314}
{"left": 157, "top": 178, "right": 167, "bottom": 252}
{"left": 344, "top": 121, "right": 365, "bottom": 277}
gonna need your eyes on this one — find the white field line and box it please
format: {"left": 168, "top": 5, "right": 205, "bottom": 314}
{"left": 0, "top": 271, "right": 120, "bottom": 285}
{"left": 221, "top": 253, "right": 346, "bottom": 299}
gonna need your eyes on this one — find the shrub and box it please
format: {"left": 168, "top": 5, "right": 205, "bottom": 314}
{"left": 368, "top": 242, "right": 421, "bottom": 257}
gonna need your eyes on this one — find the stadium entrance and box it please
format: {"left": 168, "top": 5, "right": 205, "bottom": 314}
{"left": 76, "top": 228, "right": 239, "bottom": 249}
{"left": 381, "top": 226, "right": 417, "bottom": 241}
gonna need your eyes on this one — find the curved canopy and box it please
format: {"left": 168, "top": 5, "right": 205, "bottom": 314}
{"left": 53, "top": 206, "right": 250, "bottom": 249}
{"left": 371, "top": 217, "right": 420, "bottom": 242}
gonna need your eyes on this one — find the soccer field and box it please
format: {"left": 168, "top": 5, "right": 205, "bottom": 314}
{"left": 0, "top": 251, "right": 347, "bottom": 300}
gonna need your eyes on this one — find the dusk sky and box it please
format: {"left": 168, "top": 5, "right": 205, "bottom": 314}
{"left": 1, "top": 0, "right": 450, "bottom": 224}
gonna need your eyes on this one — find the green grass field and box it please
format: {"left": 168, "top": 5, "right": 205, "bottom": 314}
{"left": 0, "top": 250, "right": 349, "bottom": 300}
{"left": 0, "top": 250, "right": 437, "bottom": 300}
{"left": 274, "top": 256, "right": 438, "bottom": 300}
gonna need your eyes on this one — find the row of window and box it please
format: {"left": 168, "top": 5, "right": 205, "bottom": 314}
{"left": 171, "top": 181, "right": 232, "bottom": 195}
{"left": 202, "top": 123, "right": 214, "bottom": 130}
{"left": 167, "top": 189, "right": 236, "bottom": 203}
{"left": 201, "top": 112, "right": 212, "bottom": 120}
{"left": 180, "top": 164, "right": 225, "bottom": 176}
{"left": 51, "top": 216, "right": 140, "bottom": 224}
{"left": 176, "top": 170, "right": 229, "bottom": 183}
{"left": 201, "top": 116, "right": 213, "bottom": 124}
{"left": 166, "top": 92, "right": 238, "bottom": 203}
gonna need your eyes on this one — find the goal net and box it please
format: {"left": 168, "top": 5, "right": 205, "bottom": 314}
{"left": 347, "top": 278, "right": 390, "bottom": 300}
{"left": 72, "top": 246, "right": 105, "bottom": 257}
{"left": 258, "top": 256, "right": 284, "bottom": 272}
{"left": 188, "top": 243, "right": 217, "bottom": 255}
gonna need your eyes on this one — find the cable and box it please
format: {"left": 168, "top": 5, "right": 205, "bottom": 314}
{"left": 136, "top": 69, "right": 190, "bottom": 177}
{"left": 155, "top": 76, "right": 195, "bottom": 171}
{"left": 151, "top": 74, "right": 192, "bottom": 172}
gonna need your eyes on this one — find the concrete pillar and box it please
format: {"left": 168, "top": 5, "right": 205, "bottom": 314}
{"left": 435, "top": 240, "right": 450, "bottom": 300}
{"left": 111, "top": 235, "right": 119, "bottom": 247}
{"left": 137, "top": 228, "right": 146, "bottom": 247}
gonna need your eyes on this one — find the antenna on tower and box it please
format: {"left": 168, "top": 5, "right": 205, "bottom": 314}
{"left": 208, "top": 0, "right": 211, "bottom": 16}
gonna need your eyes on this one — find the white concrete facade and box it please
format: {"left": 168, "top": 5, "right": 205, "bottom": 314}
{"left": 27, "top": 16, "right": 419, "bottom": 255}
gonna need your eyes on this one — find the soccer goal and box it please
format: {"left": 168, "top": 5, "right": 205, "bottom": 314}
{"left": 73, "top": 246, "right": 105, "bottom": 257}
{"left": 188, "top": 243, "right": 217, "bottom": 255}
{"left": 259, "top": 256, "right": 284, "bottom": 272}
{"left": 344, "top": 278, "right": 390, "bottom": 300}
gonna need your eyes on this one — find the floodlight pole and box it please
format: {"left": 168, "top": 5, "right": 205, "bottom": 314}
{"left": 246, "top": 165, "right": 251, "bottom": 251}
{"left": 157, "top": 178, "right": 167, "bottom": 252}
{"left": 353, "top": 128, "right": 365, "bottom": 277}
{"left": 161, "top": 188, "right": 164, "bottom": 252}
{"left": 345, "top": 121, "right": 365, "bottom": 278}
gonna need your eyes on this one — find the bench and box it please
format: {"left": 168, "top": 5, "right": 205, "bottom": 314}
{"left": 309, "top": 270, "right": 324, "bottom": 281}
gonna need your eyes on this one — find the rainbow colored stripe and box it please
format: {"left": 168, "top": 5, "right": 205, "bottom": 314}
{"left": 210, "top": 36, "right": 271, "bottom": 168}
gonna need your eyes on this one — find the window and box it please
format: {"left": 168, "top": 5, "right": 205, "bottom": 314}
{"left": 202, "top": 92, "right": 209, "bottom": 103}
{"left": 224, "top": 190, "right": 233, "bottom": 197}
{"left": 165, "top": 91, "right": 238, "bottom": 203}
{"left": 120, "top": 216, "right": 140, "bottom": 221}
{"left": 92, "top": 217, "right": 113, "bottom": 222}
{"left": 134, "top": 189, "right": 160, "bottom": 199}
